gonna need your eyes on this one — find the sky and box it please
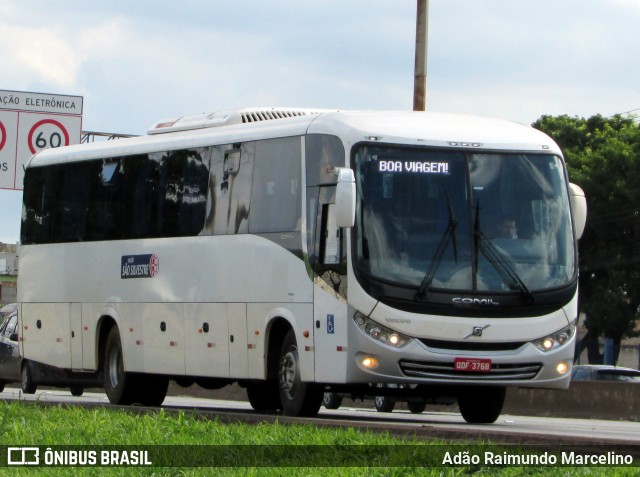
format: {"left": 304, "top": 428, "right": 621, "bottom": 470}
{"left": 0, "top": 0, "right": 639, "bottom": 243}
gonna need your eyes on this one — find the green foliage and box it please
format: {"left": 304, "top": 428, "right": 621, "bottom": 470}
{"left": 533, "top": 114, "right": 640, "bottom": 351}
{"left": 0, "top": 402, "right": 634, "bottom": 477}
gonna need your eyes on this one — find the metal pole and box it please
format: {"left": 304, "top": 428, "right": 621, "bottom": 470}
{"left": 413, "top": 0, "right": 429, "bottom": 111}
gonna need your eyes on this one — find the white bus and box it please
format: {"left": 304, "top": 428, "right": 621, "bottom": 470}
{"left": 18, "top": 108, "right": 586, "bottom": 423}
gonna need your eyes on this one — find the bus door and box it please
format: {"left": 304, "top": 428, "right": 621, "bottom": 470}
{"left": 312, "top": 186, "right": 349, "bottom": 383}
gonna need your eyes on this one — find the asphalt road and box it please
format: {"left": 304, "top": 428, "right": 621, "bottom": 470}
{"left": 2, "top": 387, "right": 639, "bottom": 448}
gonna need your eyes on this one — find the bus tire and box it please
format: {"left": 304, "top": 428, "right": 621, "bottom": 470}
{"left": 407, "top": 400, "right": 426, "bottom": 414}
{"left": 70, "top": 386, "right": 84, "bottom": 397}
{"left": 104, "top": 327, "right": 138, "bottom": 405}
{"left": 458, "top": 386, "right": 505, "bottom": 424}
{"left": 21, "top": 361, "right": 37, "bottom": 394}
{"left": 374, "top": 395, "right": 395, "bottom": 413}
{"left": 247, "top": 381, "right": 281, "bottom": 412}
{"left": 322, "top": 392, "right": 343, "bottom": 410}
{"left": 278, "top": 329, "right": 323, "bottom": 417}
{"left": 137, "top": 375, "right": 168, "bottom": 407}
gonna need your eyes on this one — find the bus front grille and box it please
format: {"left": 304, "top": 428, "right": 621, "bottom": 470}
{"left": 399, "top": 360, "right": 542, "bottom": 381}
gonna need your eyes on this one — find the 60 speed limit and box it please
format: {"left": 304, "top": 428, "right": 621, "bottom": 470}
{"left": 28, "top": 118, "right": 71, "bottom": 154}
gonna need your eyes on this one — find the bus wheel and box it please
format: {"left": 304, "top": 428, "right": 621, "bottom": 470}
{"left": 104, "top": 327, "right": 137, "bottom": 405}
{"left": 458, "top": 386, "right": 505, "bottom": 424}
{"left": 374, "top": 396, "right": 395, "bottom": 412}
{"left": 407, "top": 400, "right": 426, "bottom": 414}
{"left": 70, "top": 386, "right": 84, "bottom": 397}
{"left": 322, "top": 392, "right": 343, "bottom": 410}
{"left": 278, "top": 329, "right": 322, "bottom": 417}
{"left": 247, "top": 381, "right": 280, "bottom": 412}
{"left": 138, "top": 375, "right": 168, "bottom": 407}
{"left": 21, "top": 361, "right": 37, "bottom": 394}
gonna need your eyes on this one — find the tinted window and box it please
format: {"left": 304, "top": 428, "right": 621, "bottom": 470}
{"left": 571, "top": 368, "right": 590, "bottom": 381}
{"left": 202, "top": 144, "right": 254, "bottom": 235}
{"left": 21, "top": 137, "right": 304, "bottom": 243}
{"left": 22, "top": 166, "right": 57, "bottom": 244}
{"left": 21, "top": 148, "right": 210, "bottom": 243}
{"left": 152, "top": 149, "right": 209, "bottom": 237}
{"left": 249, "top": 137, "right": 302, "bottom": 233}
{"left": 597, "top": 370, "right": 640, "bottom": 382}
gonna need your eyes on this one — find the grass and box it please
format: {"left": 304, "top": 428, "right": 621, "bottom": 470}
{"left": 0, "top": 401, "right": 636, "bottom": 476}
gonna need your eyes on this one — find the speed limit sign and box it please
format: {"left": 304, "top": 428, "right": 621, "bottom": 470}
{"left": 0, "top": 89, "right": 82, "bottom": 190}
{"left": 27, "top": 118, "right": 72, "bottom": 154}
{"left": 0, "top": 120, "right": 7, "bottom": 152}
{"left": 14, "top": 113, "right": 82, "bottom": 189}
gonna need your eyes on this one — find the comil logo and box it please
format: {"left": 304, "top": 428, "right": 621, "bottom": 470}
{"left": 7, "top": 447, "right": 40, "bottom": 465}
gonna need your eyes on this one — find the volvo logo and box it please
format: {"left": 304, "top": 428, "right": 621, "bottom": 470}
{"left": 452, "top": 297, "right": 500, "bottom": 306}
{"left": 464, "top": 325, "right": 490, "bottom": 339}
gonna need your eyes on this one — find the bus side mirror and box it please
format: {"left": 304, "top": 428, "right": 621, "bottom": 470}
{"left": 569, "top": 183, "right": 587, "bottom": 239}
{"left": 335, "top": 167, "right": 356, "bottom": 228}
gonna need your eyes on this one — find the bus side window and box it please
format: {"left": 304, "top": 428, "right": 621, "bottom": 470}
{"left": 155, "top": 148, "right": 209, "bottom": 236}
{"left": 53, "top": 162, "right": 97, "bottom": 242}
{"left": 249, "top": 137, "right": 301, "bottom": 233}
{"left": 316, "top": 194, "right": 347, "bottom": 299}
{"left": 320, "top": 203, "right": 340, "bottom": 265}
{"left": 22, "top": 166, "right": 57, "bottom": 244}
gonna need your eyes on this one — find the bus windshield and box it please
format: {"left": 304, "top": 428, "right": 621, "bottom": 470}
{"left": 353, "top": 145, "right": 576, "bottom": 296}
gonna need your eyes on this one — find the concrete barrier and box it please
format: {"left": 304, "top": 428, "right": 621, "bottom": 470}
{"left": 168, "top": 381, "right": 640, "bottom": 422}
{"left": 503, "top": 381, "right": 640, "bottom": 422}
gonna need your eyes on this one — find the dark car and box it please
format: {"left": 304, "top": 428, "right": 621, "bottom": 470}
{"left": 571, "top": 364, "right": 640, "bottom": 383}
{"left": 0, "top": 311, "right": 21, "bottom": 392}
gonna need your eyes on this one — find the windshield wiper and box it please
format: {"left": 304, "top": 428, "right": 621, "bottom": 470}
{"left": 415, "top": 192, "right": 458, "bottom": 300}
{"left": 473, "top": 200, "right": 534, "bottom": 304}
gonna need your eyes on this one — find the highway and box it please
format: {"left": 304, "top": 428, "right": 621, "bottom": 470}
{"left": 2, "top": 387, "right": 639, "bottom": 450}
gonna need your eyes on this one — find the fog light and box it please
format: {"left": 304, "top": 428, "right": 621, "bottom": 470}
{"left": 556, "top": 361, "right": 569, "bottom": 375}
{"left": 361, "top": 357, "right": 379, "bottom": 369}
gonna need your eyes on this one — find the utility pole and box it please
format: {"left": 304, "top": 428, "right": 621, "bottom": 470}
{"left": 413, "top": 0, "right": 429, "bottom": 111}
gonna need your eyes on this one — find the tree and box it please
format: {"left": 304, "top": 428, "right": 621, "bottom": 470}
{"left": 533, "top": 114, "right": 640, "bottom": 364}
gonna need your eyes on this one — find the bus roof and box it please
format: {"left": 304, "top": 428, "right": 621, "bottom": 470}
{"left": 27, "top": 109, "right": 561, "bottom": 168}
{"left": 310, "top": 110, "right": 561, "bottom": 155}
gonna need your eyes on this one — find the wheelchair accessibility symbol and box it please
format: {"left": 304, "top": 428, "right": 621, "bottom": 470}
{"left": 327, "top": 314, "right": 335, "bottom": 334}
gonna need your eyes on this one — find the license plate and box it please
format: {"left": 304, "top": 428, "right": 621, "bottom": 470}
{"left": 454, "top": 357, "right": 492, "bottom": 372}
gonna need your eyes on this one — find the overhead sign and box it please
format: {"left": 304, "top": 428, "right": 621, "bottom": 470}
{"left": 0, "top": 90, "right": 83, "bottom": 190}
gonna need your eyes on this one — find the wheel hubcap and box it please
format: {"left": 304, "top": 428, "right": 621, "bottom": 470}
{"left": 108, "top": 346, "right": 121, "bottom": 388}
{"left": 279, "top": 348, "right": 298, "bottom": 400}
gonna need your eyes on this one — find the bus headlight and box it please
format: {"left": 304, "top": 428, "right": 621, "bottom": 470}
{"left": 532, "top": 322, "right": 576, "bottom": 352}
{"left": 353, "top": 312, "right": 411, "bottom": 348}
